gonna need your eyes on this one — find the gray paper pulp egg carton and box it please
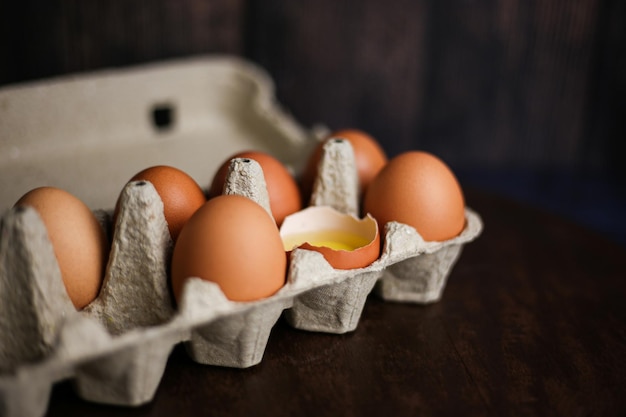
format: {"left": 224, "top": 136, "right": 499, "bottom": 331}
{"left": 0, "top": 56, "right": 483, "bottom": 417}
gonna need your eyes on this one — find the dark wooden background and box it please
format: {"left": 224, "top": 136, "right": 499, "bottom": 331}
{"left": 1, "top": 0, "right": 624, "bottom": 245}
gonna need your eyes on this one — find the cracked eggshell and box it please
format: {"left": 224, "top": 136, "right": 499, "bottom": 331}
{"left": 170, "top": 195, "right": 287, "bottom": 303}
{"left": 280, "top": 206, "right": 380, "bottom": 270}
{"left": 13, "top": 187, "right": 109, "bottom": 310}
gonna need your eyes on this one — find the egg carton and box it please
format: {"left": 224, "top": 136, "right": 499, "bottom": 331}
{"left": 0, "top": 57, "right": 482, "bottom": 417}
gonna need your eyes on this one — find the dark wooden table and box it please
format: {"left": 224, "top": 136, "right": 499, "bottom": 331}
{"left": 44, "top": 188, "right": 626, "bottom": 416}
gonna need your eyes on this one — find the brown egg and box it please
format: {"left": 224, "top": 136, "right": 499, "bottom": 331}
{"left": 14, "top": 187, "right": 109, "bottom": 310}
{"left": 280, "top": 206, "right": 380, "bottom": 270}
{"left": 301, "top": 129, "right": 388, "bottom": 201}
{"left": 363, "top": 151, "right": 465, "bottom": 242}
{"left": 208, "top": 151, "right": 301, "bottom": 226}
{"left": 171, "top": 195, "right": 287, "bottom": 303}
{"left": 117, "top": 165, "right": 206, "bottom": 242}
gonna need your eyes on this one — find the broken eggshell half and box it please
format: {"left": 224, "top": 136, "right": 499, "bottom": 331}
{"left": 280, "top": 206, "right": 380, "bottom": 270}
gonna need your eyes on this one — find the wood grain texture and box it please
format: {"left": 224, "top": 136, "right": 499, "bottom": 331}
{"left": 0, "top": 0, "right": 244, "bottom": 83}
{"left": 245, "top": 0, "right": 609, "bottom": 170}
{"left": 1, "top": 0, "right": 623, "bottom": 176}
{"left": 245, "top": 0, "right": 429, "bottom": 158}
{"left": 43, "top": 189, "right": 626, "bottom": 416}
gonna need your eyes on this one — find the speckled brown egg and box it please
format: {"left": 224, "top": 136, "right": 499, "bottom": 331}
{"left": 14, "top": 187, "right": 109, "bottom": 310}
{"left": 118, "top": 165, "right": 206, "bottom": 242}
{"left": 171, "top": 195, "right": 287, "bottom": 303}
{"left": 363, "top": 151, "right": 466, "bottom": 242}
{"left": 208, "top": 151, "right": 301, "bottom": 226}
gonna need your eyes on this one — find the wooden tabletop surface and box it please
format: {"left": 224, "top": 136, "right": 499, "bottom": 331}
{"left": 44, "top": 188, "right": 626, "bottom": 416}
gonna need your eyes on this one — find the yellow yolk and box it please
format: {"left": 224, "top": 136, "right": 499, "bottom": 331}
{"left": 282, "top": 230, "right": 371, "bottom": 251}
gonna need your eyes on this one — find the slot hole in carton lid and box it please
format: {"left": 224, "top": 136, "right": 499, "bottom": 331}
{"left": 151, "top": 103, "right": 175, "bottom": 132}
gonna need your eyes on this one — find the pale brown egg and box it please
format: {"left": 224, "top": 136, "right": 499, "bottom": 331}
{"left": 301, "top": 129, "right": 388, "bottom": 202}
{"left": 170, "top": 195, "right": 287, "bottom": 303}
{"left": 208, "top": 151, "right": 301, "bottom": 226}
{"left": 280, "top": 206, "right": 380, "bottom": 270}
{"left": 363, "top": 151, "right": 466, "bottom": 242}
{"left": 14, "top": 187, "right": 109, "bottom": 310}
{"left": 117, "top": 165, "right": 206, "bottom": 242}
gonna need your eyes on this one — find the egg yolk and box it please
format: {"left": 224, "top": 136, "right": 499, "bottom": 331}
{"left": 282, "top": 230, "right": 371, "bottom": 252}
